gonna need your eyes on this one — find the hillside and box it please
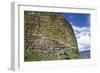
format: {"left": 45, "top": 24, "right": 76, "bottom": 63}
{"left": 24, "top": 11, "right": 80, "bottom": 61}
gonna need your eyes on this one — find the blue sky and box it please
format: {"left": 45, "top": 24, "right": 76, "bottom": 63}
{"left": 62, "top": 13, "right": 90, "bottom": 52}
{"left": 62, "top": 13, "right": 90, "bottom": 27}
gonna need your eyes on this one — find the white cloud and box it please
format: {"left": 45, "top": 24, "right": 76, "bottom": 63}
{"left": 72, "top": 25, "right": 90, "bottom": 52}
{"left": 69, "top": 21, "right": 72, "bottom": 24}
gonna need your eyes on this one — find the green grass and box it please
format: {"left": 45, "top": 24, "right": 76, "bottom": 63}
{"left": 67, "top": 50, "right": 79, "bottom": 59}
{"left": 24, "top": 49, "right": 79, "bottom": 61}
{"left": 24, "top": 52, "right": 42, "bottom": 61}
{"left": 24, "top": 52, "right": 58, "bottom": 61}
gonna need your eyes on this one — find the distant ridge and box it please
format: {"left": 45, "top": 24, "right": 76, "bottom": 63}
{"left": 80, "top": 50, "right": 90, "bottom": 58}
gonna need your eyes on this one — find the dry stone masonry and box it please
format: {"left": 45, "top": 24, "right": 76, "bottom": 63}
{"left": 24, "top": 11, "right": 80, "bottom": 61}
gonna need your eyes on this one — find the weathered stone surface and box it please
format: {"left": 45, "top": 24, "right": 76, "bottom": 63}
{"left": 24, "top": 11, "right": 79, "bottom": 61}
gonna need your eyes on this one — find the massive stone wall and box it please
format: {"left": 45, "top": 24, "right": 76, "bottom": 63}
{"left": 24, "top": 11, "right": 80, "bottom": 61}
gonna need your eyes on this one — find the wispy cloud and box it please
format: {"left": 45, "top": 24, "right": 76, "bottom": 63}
{"left": 69, "top": 16, "right": 74, "bottom": 19}
{"left": 72, "top": 25, "right": 90, "bottom": 52}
